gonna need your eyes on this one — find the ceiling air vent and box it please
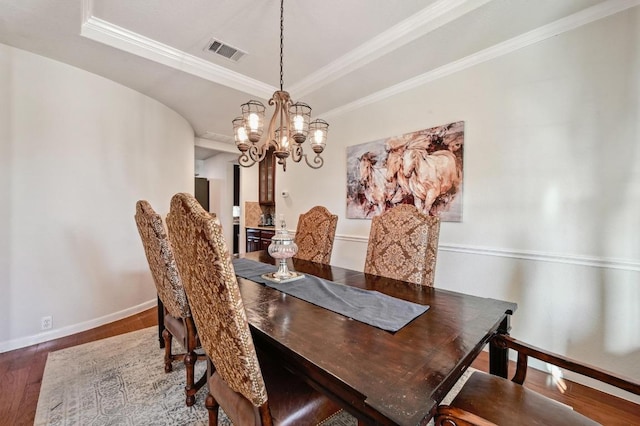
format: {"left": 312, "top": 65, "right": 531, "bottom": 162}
{"left": 206, "top": 39, "right": 245, "bottom": 62}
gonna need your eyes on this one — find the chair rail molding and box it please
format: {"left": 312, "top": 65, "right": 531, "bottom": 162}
{"left": 334, "top": 234, "right": 640, "bottom": 272}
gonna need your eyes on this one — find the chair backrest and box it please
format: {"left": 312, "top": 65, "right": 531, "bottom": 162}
{"left": 134, "top": 200, "right": 190, "bottom": 319}
{"left": 166, "top": 193, "right": 268, "bottom": 408}
{"left": 364, "top": 204, "right": 440, "bottom": 286}
{"left": 294, "top": 206, "right": 338, "bottom": 264}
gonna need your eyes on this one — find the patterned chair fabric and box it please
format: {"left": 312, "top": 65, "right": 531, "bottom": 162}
{"left": 364, "top": 204, "right": 441, "bottom": 286}
{"left": 134, "top": 200, "right": 206, "bottom": 406}
{"left": 167, "top": 193, "right": 340, "bottom": 426}
{"left": 294, "top": 206, "right": 338, "bottom": 264}
{"left": 166, "top": 193, "right": 268, "bottom": 407}
{"left": 135, "top": 200, "right": 190, "bottom": 319}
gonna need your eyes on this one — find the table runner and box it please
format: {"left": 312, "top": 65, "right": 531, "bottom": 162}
{"left": 232, "top": 258, "right": 429, "bottom": 332}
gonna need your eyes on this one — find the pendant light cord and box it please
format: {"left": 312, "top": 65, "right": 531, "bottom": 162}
{"left": 280, "top": 0, "right": 284, "bottom": 91}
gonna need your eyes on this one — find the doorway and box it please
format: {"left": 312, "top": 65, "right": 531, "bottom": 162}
{"left": 233, "top": 164, "right": 240, "bottom": 253}
{"left": 194, "top": 177, "right": 209, "bottom": 211}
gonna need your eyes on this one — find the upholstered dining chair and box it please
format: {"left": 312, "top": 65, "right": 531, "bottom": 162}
{"left": 294, "top": 205, "right": 338, "bottom": 264}
{"left": 134, "top": 200, "right": 206, "bottom": 407}
{"left": 434, "top": 334, "right": 640, "bottom": 425}
{"left": 364, "top": 204, "right": 440, "bottom": 286}
{"left": 166, "top": 193, "right": 341, "bottom": 426}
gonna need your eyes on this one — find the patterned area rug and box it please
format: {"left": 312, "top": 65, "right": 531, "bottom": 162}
{"left": 35, "top": 327, "right": 474, "bottom": 425}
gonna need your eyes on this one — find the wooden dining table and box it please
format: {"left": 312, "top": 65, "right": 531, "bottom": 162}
{"left": 235, "top": 251, "right": 517, "bottom": 425}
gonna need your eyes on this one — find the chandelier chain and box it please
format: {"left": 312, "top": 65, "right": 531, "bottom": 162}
{"left": 279, "top": 0, "right": 284, "bottom": 91}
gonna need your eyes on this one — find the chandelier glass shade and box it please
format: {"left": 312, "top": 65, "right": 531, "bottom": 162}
{"left": 232, "top": 0, "right": 328, "bottom": 171}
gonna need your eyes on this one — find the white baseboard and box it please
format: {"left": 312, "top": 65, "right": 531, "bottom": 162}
{"left": 0, "top": 299, "right": 157, "bottom": 353}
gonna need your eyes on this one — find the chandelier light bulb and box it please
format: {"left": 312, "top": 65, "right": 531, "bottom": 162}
{"left": 237, "top": 126, "right": 248, "bottom": 142}
{"left": 248, "top": 113, "right": 260, "bottom": 131}
{"left": 293, "top": 115, "right": 304, "bottom": 132}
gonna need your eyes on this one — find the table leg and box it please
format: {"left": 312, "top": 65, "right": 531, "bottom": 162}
{"left": 157, "top": 296, "right": 165, "bottom": 349}
{"left": 489, "top": 316, "right": 510, "bottom": 378}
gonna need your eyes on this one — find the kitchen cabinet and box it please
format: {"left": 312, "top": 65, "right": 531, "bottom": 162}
{"left": 259, "top": 148, "right": 275, "bottom": 205}
{"left": 246, "top": 227, "right": 275, "bottom": 252}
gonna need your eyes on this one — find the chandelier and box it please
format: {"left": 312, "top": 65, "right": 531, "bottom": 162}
{"left": 232, "top": 0, "right": 328, "bottom": 172}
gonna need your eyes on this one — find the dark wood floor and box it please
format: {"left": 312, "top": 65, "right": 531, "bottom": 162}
{"left": 0, "top": 308, "right": 638, "bottom": 425}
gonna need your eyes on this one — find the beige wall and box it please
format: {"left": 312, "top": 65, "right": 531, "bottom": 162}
{"left": 0, "top": 44, "right": 194, "bottom": 351}
{"left": 275, "top": 8, "right": 640, "bottom": 400}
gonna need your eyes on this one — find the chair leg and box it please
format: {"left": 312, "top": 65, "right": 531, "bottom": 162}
{"left": 162, "top": 329, "right": 173, "bottom": 373}
{"left": 184, "top": 350, "right": 197, "bottom": 406}
{"left": 205, "top": 392, "right": 219, "bottom": 426}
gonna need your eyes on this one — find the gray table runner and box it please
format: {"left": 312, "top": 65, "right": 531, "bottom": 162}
{"left": 232, "top": 258, "right": 429, "bottom": 332}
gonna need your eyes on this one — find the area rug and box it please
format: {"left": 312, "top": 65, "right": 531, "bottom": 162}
{"left": 35, "top": 327, "right": 474, "bottom": 425}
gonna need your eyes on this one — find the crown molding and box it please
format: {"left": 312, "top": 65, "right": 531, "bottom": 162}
{"left": 79, "top": 0, "right": 639, "bottom": 122}
{"left": 80, "top": 2, "right": 275, "bottom": 99}
{"left": 197, "top": 131, "right": 235, "bottom": 144}
{"left": 290, "top": 0, "right": 492, "bottom": 98}
{"left": 321, "top": 0, "right": 640, "bottom": 118}
{"left": 195, "top": 137, "right": 238, "bottom": 154}
{"left": 80, "top": 0, "right": 92, "bottom": 26}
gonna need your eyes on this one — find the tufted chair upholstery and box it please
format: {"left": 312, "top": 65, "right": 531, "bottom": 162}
{"left": 166, "top": 193, "right": 341, "bottom": 426}
{"left": 134, "top": 200, "right": 206, "bottom": 406}
{"left": 364, "top": 204, "right": 440, "bottom": 286}
{"left": 294, "top": 206, "right": 338, "bottom": 264}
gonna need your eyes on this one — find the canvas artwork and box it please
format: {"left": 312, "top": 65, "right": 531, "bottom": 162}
{"left": 346, "top": 121, "right": 464, "bottom": 221}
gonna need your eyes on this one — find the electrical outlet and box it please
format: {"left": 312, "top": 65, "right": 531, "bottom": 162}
{"left": 41, "top": 316, "right": 52, "bottom": 330}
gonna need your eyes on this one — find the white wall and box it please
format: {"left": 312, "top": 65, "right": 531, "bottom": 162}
{"left": 200, "top": 152, "right": 238, "bottom": 249}
{"left": 0, "top": 43, "right": 11, "bottom": 342}
{"left": 239, "top": 164, "right": 259, "bottom": 253}
{"left": 276, "top": 8, "right": 640, "bottom": 399}
{"left": 0, "top": 44, "right": 195, "bottom": 351}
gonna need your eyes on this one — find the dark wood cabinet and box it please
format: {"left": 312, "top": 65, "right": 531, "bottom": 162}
{"left": 246, "top": 228, "right": 261, "bottom": 252}
{"left": 259, "top": 148, "right": 275, "bottom": 205}
{"left": 246, "top": 227, "right": 275, "bottom": 252}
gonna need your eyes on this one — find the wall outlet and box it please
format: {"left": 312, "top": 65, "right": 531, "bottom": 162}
{"left": 41, "top": 316, "right": 52, "bottom": 330}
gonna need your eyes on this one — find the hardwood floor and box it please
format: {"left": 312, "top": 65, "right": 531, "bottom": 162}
{"left": 1, "top": 307, "right": 638, "bottom": 425}
{"left": 0, "top": 309, "right": 156, "bottom": 426}
{"left": 470, "top": 353, "right": 640, "bottom": 426}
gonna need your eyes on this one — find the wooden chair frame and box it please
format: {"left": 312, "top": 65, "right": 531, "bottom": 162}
{"left": 435, "top": 334, "right": 640, "bottom": 425}
{"left": 135, "top": 200, "right": 207, "bottom": 406}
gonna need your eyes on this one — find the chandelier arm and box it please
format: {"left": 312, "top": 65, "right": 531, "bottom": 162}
{"left": 265, "top": 103, "right": 280, "bottom": 148}
{"left": 238, "top": 151, "right": 256, "bottom": 168}
{"left": 303, "top": 153, "right": 324, "bottom": 169}
{"left": 279, "top": 96, "right": 292, "bottom": 149}
{"left": 265, "top": 91, "right": 292, "bottom": 151}
{"left": 290, "top": 144, "right": 303, "bottom": 163}
{"left": 278, "top": 157, "right": 288, "bottom": 172}
{"left": 249, "top": 141, "right": 272, "bottom": 163}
